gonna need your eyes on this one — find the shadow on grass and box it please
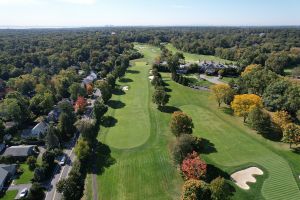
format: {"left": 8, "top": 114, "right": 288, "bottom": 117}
{"left": 158, "top": 106, "right": 181, "bottom": 113}
{"left": 127, "top": 69, "right": 140, "bottom": 74}
{"left": 220, "top": 107, "right": 234, "bottom": 115}
{"left": 93, "top": 141, "right": 116, "bottom": 175}
{"left": 201, "top": 138, "right": 217, "bottom": 154}
{"left": 107, "top": 100, "right": 126, "bottom": 109}
{"left": 101, "top": 116, "right": 118, "bottom": 128}
{"left": 119, "top": 78, "right": 133, "bottom": 83}
{"left": 164, "top": 87, "right": 172, "bottom": 92}
{"left": 112, "top": 89, "right": 125, "bottom": 96}
{"left": 205, "top": 164, "right": 236, "bottom": 198}
{"left": 292, "top": 147, "right": 300, "bottom": 154}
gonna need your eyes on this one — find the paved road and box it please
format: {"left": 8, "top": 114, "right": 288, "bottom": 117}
{"left": 44, "top": 133, "right": 78, "bottom": 200}
{"left": 200, "top": 74, "right": 224, "bottom": 84}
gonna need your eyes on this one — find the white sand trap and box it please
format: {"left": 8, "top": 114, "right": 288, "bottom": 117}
{"left": 122, "top": 86, "right": 129, "bottom": 91}
{"left": 149, "top": 76, "right": 154, "bottom": 81}
{"left": 231, "top": 167, "right": 263, "bottom": 190}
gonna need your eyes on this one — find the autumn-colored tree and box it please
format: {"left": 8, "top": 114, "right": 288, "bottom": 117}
{"left": 74, "top": 96, "right": 87, "bottom": 113}
{"left": 210, "top": 177, "right": 229, "bottom": 200}
{"left": 210, "top": 84, "right": 233, "bottom": 107}
{"left": 271, "top": 110, "right": 292, "bottom": 130}
{"left": 86, "top": 83, "right": 93, "bottom": 95}
{"left": 282, "top": 123, "right": 300, "bottom": 148}
{"left": 181, "top": 179, "right": 208, "bottom": 200}
{"left": 231, "top": 94, "right": 262, "bottom": 122}
{"left": 241, "top": 64, "right": 260, "bottom": 77}
{"left": 181, "top": 151, "right": 207, "bottom": 180}
{"left": 170, "top": 111, "right": 194, "bottom": 137}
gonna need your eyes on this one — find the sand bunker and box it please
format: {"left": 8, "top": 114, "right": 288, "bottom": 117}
{"left": 149, "top": 76, "right": 154, "bottom": 81}
{"left": 122, "top": 86, "right": 129, "bottom": 91}
{"left": 231, "top": 167, "right": 263, "bottom": 190}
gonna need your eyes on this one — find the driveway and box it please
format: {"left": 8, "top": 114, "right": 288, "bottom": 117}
{"left": 199, "top": 74, "right": 224, "bottom": 84}
{"left": 7, "top": 183, "right": 31, "bottom": 199}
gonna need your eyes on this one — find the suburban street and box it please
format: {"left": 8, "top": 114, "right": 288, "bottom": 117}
{"left": 44, "top": 133, "right": 78, "bottom": 200}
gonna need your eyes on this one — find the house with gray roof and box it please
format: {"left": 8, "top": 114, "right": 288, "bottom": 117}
{"left": 0, "top": 164, "right": 17, "bottom": 191}
{"left": 21, "top": 121, "right": 49, "bottom": 139}
{"left": 1, "top": 145, "right": 36, "bottom": 161}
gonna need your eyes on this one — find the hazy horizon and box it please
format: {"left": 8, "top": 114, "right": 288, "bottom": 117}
{"left": 0, "top": 0, "right": 300, "bottom": 27}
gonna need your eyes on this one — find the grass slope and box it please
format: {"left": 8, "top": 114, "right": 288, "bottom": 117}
{"left": 166, "top": 43, "right": 235, "bottom": 64}
{"left": 0, "top": 190, "right": 18, "bottom": 200}
{"left": 96, "top": 44, "right": 300, "bottom": 200}
{"left": 97, "top": 44, "right": 183, "bottom": 199}
{"left": 165, "top": 74, "right": 300, "bottom": 200}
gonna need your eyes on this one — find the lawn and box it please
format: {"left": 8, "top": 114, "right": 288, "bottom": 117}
{"left": 0, "top": 190, "right": 18, "bottom": 200}
{"left": 97, "top": 44, "right": 183, "bottom": 199}
{"left": 96, "top": 44, "right": 300, "bottom": 200}
{"left": 14, "top": 163, "right": 34, "bottom": 185}
{"left": 166, "top": 43, "right": 235, "bottom": 64}
{"left": 184, "top": 74, "right": 213, "bottom": 87}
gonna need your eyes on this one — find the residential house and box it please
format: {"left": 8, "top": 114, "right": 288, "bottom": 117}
{"left": 1, "top": 145, "right": 37, "bottom": 161}
{"left": 0, "top": 144, "right": 5, "bottom": 153}
{"left": 47, "top": 107, "right": 61, "bottom": 123}
{"left": 82, "top": 71, "right": 98, "bottom": 86}
{"left": 198, "top": 61, "right": 238, "bottom": 75}
{"left": 93, "top": 88, "right": 102, "bottom": 99}
{"left": 21, "top": 121, "right": 49, "bottom": 139}
{"left": 0, "top": 164, "right": 17, "bottom": 191}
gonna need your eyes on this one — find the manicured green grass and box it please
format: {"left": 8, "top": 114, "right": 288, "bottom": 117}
{"left": 14, "top": 163, "right": 33, "bottom": 185}
{"left": 96, "top": 44, "right": 300, "bottom": 200}
{"left": 166, "top": 43, "right": 235, "bottom": 64}
{"left": 97, "top": 44, "right": 183, "bottom": 199}
{"left": 184, "top": 74, "right": 213, "bottom": 87}
{"left": 164, "top": 73, "right": 300, "bottom": 200}
{"left": 0, "top": 190, "right": 18, "bottom": 200}
{"left": 82, "top": 174, "right": 93, "bottom": 200}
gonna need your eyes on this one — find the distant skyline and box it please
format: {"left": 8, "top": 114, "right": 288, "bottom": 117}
{"left": 0, "top": 0, "right": 300, "bottom": 27}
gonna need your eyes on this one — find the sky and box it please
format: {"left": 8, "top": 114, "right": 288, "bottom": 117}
{"left": 0, "top": 0, "right": 299, "bottom": 27}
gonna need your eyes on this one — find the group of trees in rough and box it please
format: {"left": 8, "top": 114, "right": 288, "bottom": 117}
{"left": 169, "top": 111, "right": 230, "bottom": 200}
{"left": 211, "top": 64, "right": 300, "bottom": 148}
{"left": 151, "top": 65, "right": 169, "bottom": 109}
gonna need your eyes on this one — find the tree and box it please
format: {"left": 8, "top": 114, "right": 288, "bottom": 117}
{"left": 247, "top": 107, "right": 272, "bottom": 134}
{"left": 8, "top": 74, "right": 36, "bottom": 95}
{"left": 93, "top": 98, "right": 108, "bottom": 123}
{"left": 57, "top": 102, "right": 76, "bottom": 141}
{"left": 241, "top": 64, "right": 259, "bottom": 77}
{"left": 68, "top": 83, "right": 86, "bottom": 100}
{"left": 45, "top": 124, "right": 60, "bottom": 150}
{"left": 265, "top": 52, "right": 289, "bottom": 75}
{"left": 210, "top": 177, "right": 229, "bottom": 200}
{"left": 74, "top": 119, "right": 96, "bottom": 142}
{"left": 171, "top": 134, "right": 202, "bottom": 165}
{"left": 33, "top": 167, "right": 46, "bottom": 182}
{"left": 271, "top": 110, "right": 292, "bottom": 130}
{"left": 282, "top": 123, "right": 300, "bottom": 148}
{"left": 30, "top": 92, "right": 54, "bottom": 116}
{"left": 181, "top": 179, "right": 208, "bottom": 200}
{"left": 152, "top": 89, "right": 169, "bottom": 108}
{"left": 26, "top": 183, "right": 45, "bottom": 200}
{"left": 74, "top": 138, "right": 91, "bottom": 161}
{"left": 86, "top": 83, "right": 93, "bottom": 95}
{"left": 74, "top": 96, "right": 87, "bottom": 114}
{"left": 231, "top": 94, "right": 262, "bottom": 122}
{"left": 170, "top": 111, "right": 194, "bottom": 137}
{"left": 57, "top": 160, "right": 84, "bottom": 200}
{"left": 106, "top": 74, "right": 116, "bottom": 89}
{"left": 26, "top": 156, "right": 37, "bottom": 171}
{"left": 210, "top": 84, "right": 233, "bottom": 107}
{"left": 94, "top": 80, "right": 112, "bottom": 103}
{"left": 181, "top": 151, "right": 207, "bottom": 180}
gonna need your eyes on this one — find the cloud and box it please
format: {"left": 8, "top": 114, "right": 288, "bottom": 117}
{"left": 59, "top": 0, "right": 96, "bottom": 5}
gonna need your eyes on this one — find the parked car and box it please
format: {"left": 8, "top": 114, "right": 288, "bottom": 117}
{"left": 19, "top": 188, "right": 28, "bottom": 198}
{"left": 59, "top": 155, "right": 67, "bottom": 166}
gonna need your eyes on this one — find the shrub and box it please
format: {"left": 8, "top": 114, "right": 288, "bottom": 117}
{"left": 181, "top": 179, "right": 209, "bottom": 200}
{"left": 26, "top": 156, "right": 37, "bottom": 171}
{"left": 181, "top": 151, "right": 207, "bottom": 180}
{"left": 170, "top": 111, "right": 194, "bottom": 137}
{"left": 210, "top": 176, "right": 229, "bottom": 200}
{"left": 248, "top": 107, "right": 272, "bottom": 134}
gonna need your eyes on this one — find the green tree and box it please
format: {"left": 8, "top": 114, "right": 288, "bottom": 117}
{"left": 94, "top": 80, "right": 112, "bottom": 103}
{"left": 93, "top": 98, "right": 108, "bottom": 123}
{"left": 45, "top": 124, "right": 60, "bottom": 150}
{"left": 265, "top": 52, "right": 289, "bottom": 75}
{"left": 210, "top": 177, "right": 229, "bottom": 200}
{"left": 68, "top": 83, "right": 86, "bottom": 100}
{"left": 170, "top": 111, "right": 194, "bottom": 137}
{"left": 152, "top": 89, "right": 169, "bottom": 108}
{"left": 26, "top": 156, "right": 37, "bottom": 171}
{"left": 74, "top": 119, "right": 96, "bottom": 143}
{"left": 248, "top": 107, "right": 272, "bottom": 134}
{"left": 74, "top": 138, "right": 91, "bottom": 161}
{"left": 26, "top": 183, "right": 45, "bottom": 200}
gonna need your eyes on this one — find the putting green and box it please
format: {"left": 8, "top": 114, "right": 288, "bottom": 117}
{"left": 101, "top": 61, "right": 151, "bottom": 149}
